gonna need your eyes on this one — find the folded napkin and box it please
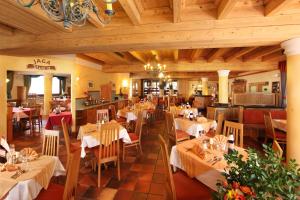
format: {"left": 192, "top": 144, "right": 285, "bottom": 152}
{"left": 196, "top": 117, "right": 208, "bottom": 123}
{"left": 190, "top": 144, "right": 206, "bottom": 160}
{"left": 109, "top": 120, "right": 117, "bottom": 124}
{"left": 213, "top": 135, "right": 227, "bottom": 144}
{"left": 0, "top": 138, "right": 10, "bottom": 152}
{"left": 83, "top": 124, "right": 97, "bottom": 133}
{"left": 20, "top": 147, "right": 38, "bottom": 161}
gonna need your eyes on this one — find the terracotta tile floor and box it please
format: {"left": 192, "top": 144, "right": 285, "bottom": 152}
{"left": 12, "top": 118, "right": 263, "bottom": 200}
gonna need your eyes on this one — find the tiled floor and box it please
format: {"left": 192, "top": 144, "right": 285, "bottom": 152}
{"left": 12, "top": 118, "right": 263, "bottom": 200}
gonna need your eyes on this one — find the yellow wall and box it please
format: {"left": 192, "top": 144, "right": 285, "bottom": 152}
{"left": 0, "top": 55, "right": 130, "bottom": 138}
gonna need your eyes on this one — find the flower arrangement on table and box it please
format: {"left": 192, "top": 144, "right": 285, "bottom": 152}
{"left": 213, "top": 144, "right": 300, "bottom": 200}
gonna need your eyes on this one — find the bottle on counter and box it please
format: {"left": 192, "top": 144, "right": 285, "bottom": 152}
{"left": 227, "top": 132, "right": 235, "bottom": 154}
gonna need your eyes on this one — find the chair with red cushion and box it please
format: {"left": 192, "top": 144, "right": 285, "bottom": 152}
{"left": 123, "top": 111, "right": 143, "bottom": 161}
{"left": 109, "top": 105, "right": 128, "bottom": 128}
{"left": 61, "top": 118, "right": 81, "bottom": 172}
{"left": 264, "top": 112, "right": 286, "bottom": 145}
{"left": 37, "top": 149, "right": 81, "bottom": 200}
{"left": 158, "top": 135, "right": 212, "bottom": 200}
{"left": 165, "top": 112, "right": 190, "bottom": 145}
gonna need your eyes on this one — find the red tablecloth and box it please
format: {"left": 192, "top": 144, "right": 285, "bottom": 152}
{"left": 45, "top": 112, "right": 72, "bottom": 130}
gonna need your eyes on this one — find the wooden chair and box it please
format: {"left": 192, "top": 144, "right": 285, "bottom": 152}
{"left": 223, "top": 121, "right": 244, "bottom": 148}
{"left": 37, "top": 149, "right": 81, "bottom": 200}
{"left": 206, "top": 112, "right": 224, "bottom": 137}
{"left": 30, "top": 105, "right": 42, "bottom": 133}
{"left": 272, "top": 140, "right": 283, "bottom": 158}
{"left": 61, "top": 118, "right": 81, "bottom": 171}
{"left": 108, "top": 105, "right": 127, "bottom": 127}
{"left": 264, "top": 112, "right": 286, "bottom": 145}
{"left": 123, "top": 111, "right": 143, "bottom": 161}
{"left": 96, "top": 109, "right": 109, "bottom": 122}
{"left": 42, "top": 129, "right": 60, "bottom": 156}
{"left": 165, "top": 112, "right": 190, "bottom": 145}
{"left": 206, "top": 107, "right": 216, "bottom": 120}
{"left": 158, "top": 135, "right": 211, "bottom": 200}
{"left": 93, "top": 123, "right": 121, "bottom": 188}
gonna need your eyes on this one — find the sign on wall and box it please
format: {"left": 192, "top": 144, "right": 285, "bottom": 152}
{"left": 27, "top": 58, "right": 56, "bottom": 70}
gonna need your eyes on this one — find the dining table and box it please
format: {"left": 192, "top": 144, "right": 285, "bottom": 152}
{"left": 170, "top": 136, "right": 247, "bottom": 191}
{"left": 117, "top": 103, "right": 154, "bottom": 123}
{"left": 174, "top": 117, "right": 217, "bottom": 138}
{"left": 170, "top": 106, "right": 198, "bottom": 117}
{"left": 0, "top": 155, "right": 65, "bottom": 200}
{"left": 12, "top": 107, "right": 35, "bottom": 122}
{"left": 77, "top": 121, "right": 132, "bottom": 158}
{"left": 45, "top": 111, "right": 72, "bottom": 130}
{"left": 273, "top": 119, "right": 287, "bottom": 132}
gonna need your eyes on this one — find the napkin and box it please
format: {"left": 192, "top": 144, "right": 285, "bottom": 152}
{"left": 0, "top": 137, "right": 10, "bottom": 152}
{"left": 213, "top": 135, "right": 227, "bottom": 144}
{"left": 20, "top": 148, "right": 38, "bottom": 161}
{"left": 190, "top": 144, "right": 206, "bottom": 159}
{"left": 83, "top": 124, "right": 97, "bottom": 133}
{"left": 196, "top": 117, "right": 208, "bottom": 123}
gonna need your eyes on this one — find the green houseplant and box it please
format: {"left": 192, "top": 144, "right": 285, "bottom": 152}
{"left": 214, "top": 144, "right": 300, "bottom": 200}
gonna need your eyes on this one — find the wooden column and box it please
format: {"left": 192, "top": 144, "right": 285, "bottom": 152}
{"left": 201, "top": 77, "right": 208, "bottom": 95}
{"left": 44, "top": 73, "right": 53, "bottom": 115}
{"left": 217, "top": 70, "right": 230, "bottom": 104}
{"left": 0, "top": 66, "right": 7, "bottom": 138}
{"left": 281, "top": 38, "right": 300, "bottom": 165}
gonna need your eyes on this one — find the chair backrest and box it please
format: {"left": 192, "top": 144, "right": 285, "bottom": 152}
{"left": 63, "top": 149, "right": 81, "bottom": 200}
{"left": 30, "top": 105, "right": 41, "bottom": 117}
{"left": 215, "top": 112, "right": 225, "bottom": 135}
{"left": 134, "top": 111, "right": 143, "bottom": 142}
{"left": 61, "top": 118, "right": 71, "bottom": 171}
{"left": 272, "top": 140, "right": 283, "bottom": 158}
{"left": 165, "top": 112, "right": 177, "bottom": 142}
{"left": 158, "top": 135, "right": 176, "bottom": 200}
{"left": 98, "top": 123, "right": 120, "bottom": 161}
{"left": 109, "top": 105, "right": 117, "bottom": 120}
{"left": 97, "top": 109, "right": 109, "bottom": 122}
{"left": 206, "top": 107, "right": 215, "bottom": 120}
{"left": 223, "top": 121, "right": 244, "bottom": 148}
{"left": 264, "top": 112, "right": 275, "bottom": 140}
{"left": 42, "top": 129, "right": 60, "bottom": 156}
{"left": 117, "top": 101, "right": 125, "bottom": 110}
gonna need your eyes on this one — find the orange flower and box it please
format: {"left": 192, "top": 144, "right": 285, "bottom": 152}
{"left": 223, "top": 180, "right": 229, "bottom": 188}
{"left": 240, "top": 186, "right": 252, "bottom": 195}
{"left": 232, "top": 181, "right": 240, "bottom": 189}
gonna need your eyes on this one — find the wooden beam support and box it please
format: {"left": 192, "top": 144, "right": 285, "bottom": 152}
{"left": 151, "top": 50, "right": 161, "bottom": 61}
{"left": 261, "top": 50, "right": 285, "bottom": 61}
{"left": 217, "top": 0, "right": 238, "bottom": 19}
{"left": 265, "top": 0, "right": 291, "bottom": 16}
{"left": 173, "top": 0, "right": 182, "bottom": 23}
{"left": 174, "top": 49, "right": 179, "bottom": 62}
{"left": 224, "top": 47, "right": 257, "bottom": 62}
{"left": 102, "top": 60, "right": 278, "bottom": 73}
{"left": 77, "top": 54, "right": 105, "bottom": 65}
{"left": 243, "top": 45, "right": 282, "bottom": 61}
{"left": 190, "top": 49, "right": 202, "bottom": 62}
{"left": 87, "top": 12, "right": 105, "bottom": 28}
{"left": 129, "top": 51, "right": 147, "bottom": 63}
{"left": 206, "top": 48, "right": 226, "bottom": 62}
{"left": 0, "top": 24, "right": 14, "bottom": 36}
{"left": 118, "top": 0, "right": 141, "bottom": 25}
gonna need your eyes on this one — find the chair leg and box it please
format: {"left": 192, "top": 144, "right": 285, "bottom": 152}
{"left": 117, "top": 158, "right": 120, "bottom": 181}
{"left": 98, "top": 162, "right": 101, "bottom": 188}
{"left": 139, "top": 143, "right": 143, "bottom": 155}
{"left": 123, "top": 146, "right": 125, "bottom": 161}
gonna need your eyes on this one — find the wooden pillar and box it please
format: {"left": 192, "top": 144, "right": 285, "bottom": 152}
{"left": 0, "top": 67, "right": 7, "bottom": 138}
{"left": 217, "top": 70, "right": 230, "bottom": 104}
{"left": 281, "top": 38, "right": 300, "bottom": 165}
{"left": 44, "top": 73, "right": 53, "bottom": 115}
{"left": 201, "top": 77, "right": 208, "bottom": 95}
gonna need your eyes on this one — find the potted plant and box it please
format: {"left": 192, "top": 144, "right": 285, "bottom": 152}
{"left": 213, "top": 144, "right": 300, "bottom": 200}
{"left": 159, "top": 81, "right": 166, "bottom": 97}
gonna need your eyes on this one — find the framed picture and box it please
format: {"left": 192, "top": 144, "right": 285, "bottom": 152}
{"left": 88, "top": 81, "right": 94, "bottom": 89}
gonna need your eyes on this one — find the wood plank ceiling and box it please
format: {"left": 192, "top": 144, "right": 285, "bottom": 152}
{"left": 0, "top": 0, "right": 298, "bottom": 79}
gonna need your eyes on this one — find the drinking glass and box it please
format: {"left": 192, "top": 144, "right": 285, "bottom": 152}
{"left": 20, "top": 152, "right": 28, "bottom": 172}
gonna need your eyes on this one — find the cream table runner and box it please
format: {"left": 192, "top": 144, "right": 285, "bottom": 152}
{"left": 174, "top": 118, "right": 217, "bottom": 137}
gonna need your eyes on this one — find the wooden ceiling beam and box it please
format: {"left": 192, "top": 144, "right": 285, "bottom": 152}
{"left": 109, "top": 52, "right": 132, "bottom": 64}
{"left": 217, "top": 0, "right": 238, "bottom": 19}
{"left": 130, "top": 72, "right": 220, "bottom": 80}
{"left": 174, "top": 49, "right": 179, "bottom": 63}
{"left": 173, "top": 0, "right": 182, "bottom": 23}
{"left": 224, "top": 47, "right": 257, "bottom": 62}
{"left": 206, "top": 48, "right": 226, "bottom": 62}
{"left": 77, "top": 54, "right": 105, "bottom": 65}
{"left": 118, "top": 0, "right": 141, "bottom": 25}
{"left": 190, "top": 49, "right": 202, "bottom": 62}
{"left": 262, "top": 50, "right": 285, "bottom": 61}
{"left": 151, "top": 50, "right": 161, "bottom": 61}
{"left": 129, "top": 51, "right": 148, "bottom": 63}
{"left": 243, "top": 45, "right": 282, "bottom": 61}
{"left": 102, "top": 60, "right": 278, "bottom": 73}
{"left": 0, "top": 24, "right": 14, "bottom": 36}
{"left": 265, "top": 0, "right": 291, "bottom": 16}
{"left": 87, "top": 13, "right": 105, "bottom": 28}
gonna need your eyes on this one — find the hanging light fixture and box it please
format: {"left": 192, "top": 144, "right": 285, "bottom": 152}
{"left": 16, "top": 0, "right": 117, "bottom": 29}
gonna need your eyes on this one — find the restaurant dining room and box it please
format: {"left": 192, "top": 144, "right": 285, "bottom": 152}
{"left": 0, "top": 0, "right": 300, "bottom": 199}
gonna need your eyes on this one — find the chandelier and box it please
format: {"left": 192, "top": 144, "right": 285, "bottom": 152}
{"left": 16, "top": 0, "right": 116, "bottom": 29}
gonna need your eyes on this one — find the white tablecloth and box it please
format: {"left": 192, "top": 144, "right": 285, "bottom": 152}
{"left": 78, "top": 123, "right": 131, "bottom": 158}
{"left": 174, "top": 118, "right": 217, "bottom": 138}
{"left": 117, "top": 109, "right": 138, "bottom": 122}
{"left": 170, "top": 106, "right": 198, "bottom": 117}
{"left": 170, "top": 145, "right": 223, "bottom": 191}
{"left": 4, "top": 156, "right": 65, "bottom": 200}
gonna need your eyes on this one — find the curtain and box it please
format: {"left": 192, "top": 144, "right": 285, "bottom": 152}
{"left": 279, "top": 61, "right": 287, "bottom": 108}
{"left": 23, "top": 75, "right": 32, "bottom": 97}
{"left": 6, "top": 71, "right": 14, "bottom": 99}
{"left": 56, "top": 76, "right": 66, "bottom": 95}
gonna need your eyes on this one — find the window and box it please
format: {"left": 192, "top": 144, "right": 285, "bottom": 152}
{"left": 28, "top": 76, "right": 44, "bottom": 95}
{"left": 52, "top": 77, "right": 60, "bottom": 94}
